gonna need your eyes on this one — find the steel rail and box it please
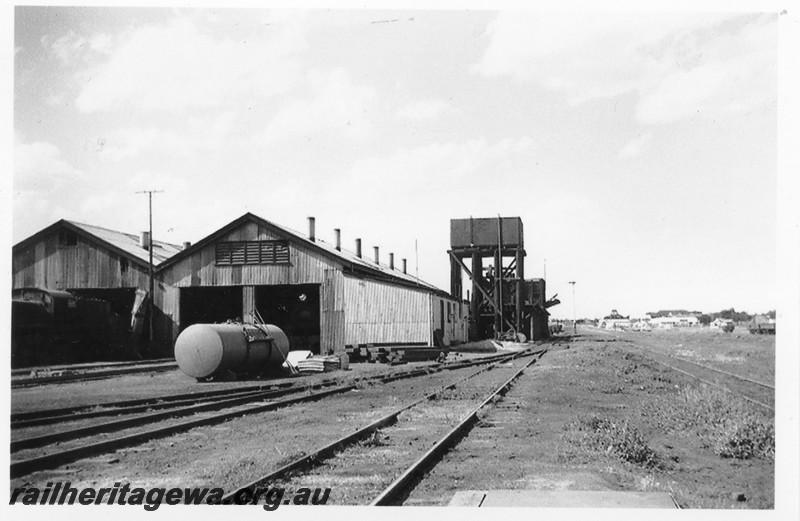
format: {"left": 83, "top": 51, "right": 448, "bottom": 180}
{"left": 11, "top": 363, "right": 179, "bottom": 388}
{"left": 220, "top": 348, "right": 542, "bottom": 503}
{"left": 12, "top": 383, "right": 316, "bottom": 428}
{"left": 11, "top": 357, "right": 176, "bottom": 376}
{"left": 12, "top": 351, "right": 519, "bottom": 425}
{"left": 11, "top": 381, "right": 297, "bottom": 424}
{"left": 10, "top": 351, "right": 526, "bottom": 478}
{"left": 632, "top": 343, "right": 774, "bottom": 390}
{"left": 10, "top": 386, "right": 351, "bottom": 479}
{"left": 636, "top": 354, "right": 774, "bottom": 411}
{"left": 12, "top": 387, "right": 312, "bottom": 451}
{"left": 370, "top": 351, "right": 544, "bottom": 506}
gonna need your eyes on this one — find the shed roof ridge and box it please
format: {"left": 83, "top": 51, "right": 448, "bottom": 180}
{"left": 67, "top": 219, "right": 183, "bottom": 249}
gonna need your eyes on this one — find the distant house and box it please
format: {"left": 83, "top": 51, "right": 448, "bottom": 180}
{"left": 710, "top": 318, "right": 735, "bottom": 329}
{"left": 600, "top": 309, "right": 631, "bottom": 330}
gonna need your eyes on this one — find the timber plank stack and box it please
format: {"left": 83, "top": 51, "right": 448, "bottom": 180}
{"left": 346, "top": 345, "right": 447, "bottom": 364}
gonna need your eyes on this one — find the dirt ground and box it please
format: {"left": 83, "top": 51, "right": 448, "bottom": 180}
{"left": 406, "top": 327, "right": 775, "bottom": 508}
{"left": 9, "top": 330, "right": 775, "bottom": 508}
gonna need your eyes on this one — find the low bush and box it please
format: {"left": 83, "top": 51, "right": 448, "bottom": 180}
{"left": 643, "top": 386, "right": 774, "bottom": 460}
{"left": 563, "top": 415, "right": 660, "bottom": 468}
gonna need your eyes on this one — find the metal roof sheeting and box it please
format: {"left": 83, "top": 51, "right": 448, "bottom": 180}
{"left": 67, "top": 221, "right": 183, "bottom": 266}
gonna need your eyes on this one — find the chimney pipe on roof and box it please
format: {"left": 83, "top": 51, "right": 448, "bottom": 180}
{"left": 389, "top": 253, "right": 394, "bottom": 270}
{"left": 402, "top": 258, "right": 407, "bottom": 274}
{"left": 334, "top": 228, "right": 341, "bottom": 251}
{"left": 140, "top": 231, "right": 151, "bottom": 251}
{"left": 355, "top": 238, "right": 362, "bottom": 258}
{"left": 308, "top": 217, "right": 316, "bottom": 242}
{"left": 182, "top": 241, "right": 191, "bottom": 250}
{"left": 373, "top": 246, "right": 380, "bottom": 265}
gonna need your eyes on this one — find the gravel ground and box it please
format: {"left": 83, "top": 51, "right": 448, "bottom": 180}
{"left": 270, "top": 355, "right": 538, "bottom": 505}
{"left": 404, "top": 330, "right": 774, "bottom": 508}
{"left": 10, "top": 356, "right": 509, "bottom": 493}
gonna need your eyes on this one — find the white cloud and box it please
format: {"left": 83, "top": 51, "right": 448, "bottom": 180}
{"left": 74, "top": 16, "right": 304, "bottom": 112}
{"left": 14, "top": 137, "right": 85, "bottom": 191}
{"left": 13, "top": 137, "right": 86, "bottom": 240}
{"left": 395, "top": 99, "right": 454, "bottom": 121}
{"left": 618, "top": 132, "right": 652, "bottom": 159}
{"left": 100, "top": 111, "right": 237, "bottom": 161}
{"left": 473, "top": 12, "right": 776, "bottom": 125}
{"left": 344, "top": 137, "right": 535, "bottom": 197}
{"left": 50, "top": 31, "right": 87, "bottom": 65}
{"left": 89, "top": 33, "right": 113, "bottom": 54}
{"left": 257, "top": 68, "right": 378, "bottom": 144}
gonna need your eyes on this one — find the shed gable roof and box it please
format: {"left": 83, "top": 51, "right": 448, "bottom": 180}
{"left": 156, "top": 213, "right": 448, "bottom": 295}
{"left": 13, "top": 219, "right": 183, "bottom": 269}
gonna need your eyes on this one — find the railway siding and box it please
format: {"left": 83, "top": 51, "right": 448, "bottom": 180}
{"left": 403, "top": 334, "right": 774, "bottom": 509}
{"left": 9, "top": 354, "right": 526, "bottom": 492}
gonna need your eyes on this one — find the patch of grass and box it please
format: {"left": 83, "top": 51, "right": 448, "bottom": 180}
{"left": 562, "top": 415, "right": 660, "bottom": 468}
{"left": 714, "top": 418, "right": 775, "bottom": 459}
{"left": 359, "top": 430, "right": 388, "bottom": 447}
{"left": 642, "top": 386, "right": 774, "bottom": 460}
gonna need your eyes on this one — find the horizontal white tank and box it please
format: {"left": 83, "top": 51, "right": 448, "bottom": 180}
{"left": 174, "top": 323, "right": 290, "bottom": 380}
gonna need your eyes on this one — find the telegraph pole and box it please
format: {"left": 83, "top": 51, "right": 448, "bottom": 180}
{"left": 136, "top": 190, "right": 164, "bottom": 352}
{"left": 569, "top": 281, "right": 576, "bottom": 333}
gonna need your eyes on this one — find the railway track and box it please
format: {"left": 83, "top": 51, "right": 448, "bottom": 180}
{"left": 10, "top": 350, "right": 530, "bottom": 479}
{"left": 11, "top": 357, "right": 176, "bottom": 376}
{"left": 221, "top": 349, "right": 545, "bottom": 505}
{"left": 619, "top": 340, "right": 774, "bottom": 411}
{"left": 11, "top": 360, "right": 179, "bottom": 388}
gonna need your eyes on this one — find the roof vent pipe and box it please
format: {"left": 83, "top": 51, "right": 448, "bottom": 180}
{"left": 182, "top": 241, "right": 192, "bottom": 250}
{"left": 140, "top": 231, "right": 151, "bottom": 251}
{"left": 402, "top": 258, "right": 407, "bottom": 274}
{"left": 308, "top": 217, "right": 316, "bottom": 242}
{"left": 334, "top": 228, "right": 341, "bottom": 251}
{"left": 373, "top": 246, "right": 380, "bottom": 265}
{"left": 355, "top": 238, "right": 362, "bottom": 258}
{"left": 389, "top": 253, "right": 394, "bottom": 270}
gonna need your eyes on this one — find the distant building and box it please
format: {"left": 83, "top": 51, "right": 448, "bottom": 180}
{"left": 651, "top": 314, "right": 699, "bottom": 328}
{"left": 710, "top": 318, "right": 735, "bottom": 329}
{"left": 600, "top": 309, "right": 631, "bottom": 330}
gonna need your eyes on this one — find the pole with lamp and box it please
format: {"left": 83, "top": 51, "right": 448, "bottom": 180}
{"left": 569, "top": 280, "right": 576, "bottom": 334}
{"left": 136, "top": 189, "right": 163, "bottom": 353}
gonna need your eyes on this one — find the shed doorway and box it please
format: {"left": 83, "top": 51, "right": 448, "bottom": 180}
{"left": 180, "top": 286, "right": 243, "bottom": 330}
{"left": 255, "top": 284, "right": 321, "bottom": 353}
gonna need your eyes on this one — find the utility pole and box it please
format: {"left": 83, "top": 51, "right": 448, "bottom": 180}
{"left": 569, "top": 280, "right": 576, "bottom": 334}
{"left": 136, "top": 190, "right": 164, "bottom": 352}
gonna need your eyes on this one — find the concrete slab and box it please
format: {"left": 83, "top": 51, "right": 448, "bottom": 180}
{"left": 449, "top": 490, "right": 678, "bottom": 508}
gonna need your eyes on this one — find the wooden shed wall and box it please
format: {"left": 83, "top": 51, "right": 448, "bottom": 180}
{"left": 12, "top": 233, "right": 150, "bottom": 290}
{"left": 430, "top": 294, "right": 469, "bottom": 346}
{"left": 158, "top": 221, "right": 347, "bottom": 353}
{"left": 160, "top": 221, "right": 341, "bottom": 287}
{"left": 321, "top": 269, "right": 346, "bottom": 354}
{"left": 342, "top": 275, "right": 432, "bottom": 346}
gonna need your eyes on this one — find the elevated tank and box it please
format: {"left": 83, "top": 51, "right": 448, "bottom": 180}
{"left": 174, "top": 323, "right": 290, "bottom": 380}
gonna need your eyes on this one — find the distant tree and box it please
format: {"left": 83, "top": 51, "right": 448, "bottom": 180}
{"left": 698, "top": 314, "right": 712, "bottom": 326}
{"left": 767, "top": 310, "right": 776, "bottom": 319}
{"left": 719, "top": 308, "right": 735, "bottom": 320}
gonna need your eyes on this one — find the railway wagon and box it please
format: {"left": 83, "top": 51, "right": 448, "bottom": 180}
{"left": 11, "top": 288, "right": 119, "bottom": 368}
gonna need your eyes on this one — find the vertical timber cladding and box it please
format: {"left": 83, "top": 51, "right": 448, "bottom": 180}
{"left": 429, "top": 294, "right": 470, "bottom": 347}
{"left": 13, "top": 231, "right": 150, "bottom": 290}
{"left": 343, "top": 275, "right": 432, "bottom": 346}
{"left": 160, "top": 219, "right": 345, "bottom": 352}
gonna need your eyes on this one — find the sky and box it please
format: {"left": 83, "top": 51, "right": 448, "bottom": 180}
{"left": 8, "top": 3, "right": 785, "bottom": 320}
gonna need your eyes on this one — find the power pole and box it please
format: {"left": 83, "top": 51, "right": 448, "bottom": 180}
{"left": 136, "top": 190, "right": 164, "bottom": 352}
{"left": 569, "top": 280, "right": 576, "bottom": 333}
